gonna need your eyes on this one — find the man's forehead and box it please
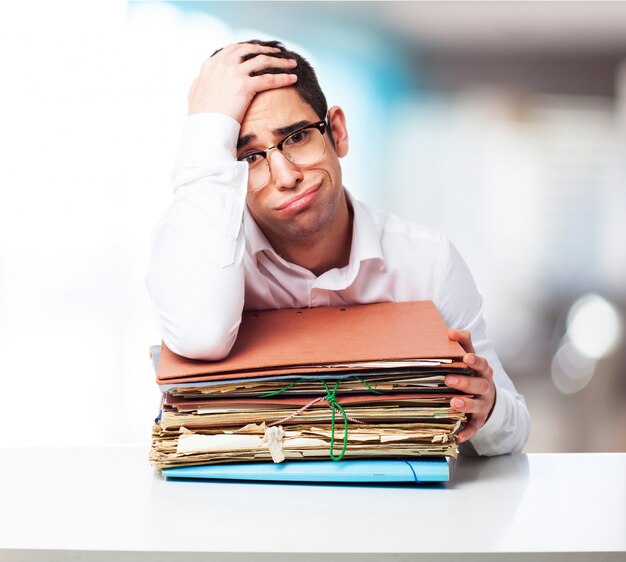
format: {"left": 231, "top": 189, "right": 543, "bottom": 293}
{"left": 238, "top": 88, "right": 318, "bottom": 147}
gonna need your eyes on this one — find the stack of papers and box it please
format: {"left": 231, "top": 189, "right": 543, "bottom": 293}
{"left": 149, "top": 301, "right": 470, "bottom": 471}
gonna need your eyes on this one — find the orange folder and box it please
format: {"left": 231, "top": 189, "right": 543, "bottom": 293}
{"left": 157, "top": 301, "right": 468, "bottom": 385}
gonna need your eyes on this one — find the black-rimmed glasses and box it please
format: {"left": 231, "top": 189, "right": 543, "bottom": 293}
{"left": 238, "top": 121, "right": 327, "bottom": 192}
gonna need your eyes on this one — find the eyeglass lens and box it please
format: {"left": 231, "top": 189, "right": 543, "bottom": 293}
{"left": 245, "top": 125, "right": 326, "bottom": 192}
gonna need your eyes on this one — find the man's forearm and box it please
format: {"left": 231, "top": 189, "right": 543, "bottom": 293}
{"left": 436, "top": 239, "right": 531, "bottom": 455}
{"left": 146, "top": 114, "right": 248, "bottom": 360}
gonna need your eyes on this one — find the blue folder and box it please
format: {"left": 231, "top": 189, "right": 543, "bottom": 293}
{"left": 162, "top": 458, "right": 449, "bottom": 483}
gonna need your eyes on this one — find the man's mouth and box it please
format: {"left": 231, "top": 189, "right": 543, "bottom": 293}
{"left": 275, "top": 183, "right": 321, "bottom": 211}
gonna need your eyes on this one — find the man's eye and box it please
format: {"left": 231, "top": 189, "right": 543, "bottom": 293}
{"left": 285, "top": 130, "right": 310, "bottom": 146}
{"left": 239, "top": 153, "right": 263, "bottom": 165}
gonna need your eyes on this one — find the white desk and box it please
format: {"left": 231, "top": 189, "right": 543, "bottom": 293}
{"left": 0, "top": 446, "right": 624, "bottom": 561}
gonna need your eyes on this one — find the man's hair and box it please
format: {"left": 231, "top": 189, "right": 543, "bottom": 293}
{"left": 213, "top": 40, "right": 333, "bottom": 143}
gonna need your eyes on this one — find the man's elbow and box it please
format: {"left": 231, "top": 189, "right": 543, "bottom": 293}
{"left": 163, "top": 323, "right": 239, "bottom": 361}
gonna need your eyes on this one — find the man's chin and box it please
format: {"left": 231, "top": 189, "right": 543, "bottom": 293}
{"left": 280, "top": 214, "right": 332, "bottom": 241}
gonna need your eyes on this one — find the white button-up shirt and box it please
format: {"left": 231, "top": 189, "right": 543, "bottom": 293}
{"left": 146, "top": 113, "right": 531, "bottom": 457}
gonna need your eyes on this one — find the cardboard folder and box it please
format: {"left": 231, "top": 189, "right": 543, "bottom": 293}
{"left": 164, "top": 392, "right": 462, "bottom": 410}
{"left": 157, "top": 300, "right": 467, "bottom": 385}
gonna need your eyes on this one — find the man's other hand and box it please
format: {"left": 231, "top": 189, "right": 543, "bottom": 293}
{"left": 445, "top": 328, "right": 497, "bottom": 444}
{"left": 188, "top": 43, "right": 298, "bottom": 122}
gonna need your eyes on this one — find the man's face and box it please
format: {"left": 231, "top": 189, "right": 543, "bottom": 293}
{"left": 238, "top": 87, "right": 348, "bottom": 245}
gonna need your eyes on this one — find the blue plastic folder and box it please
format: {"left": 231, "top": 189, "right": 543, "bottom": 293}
{"left": 162, "top": 458, "right": 449, "bottom": 483}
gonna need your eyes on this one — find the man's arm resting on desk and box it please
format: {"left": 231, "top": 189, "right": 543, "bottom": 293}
{"left": 146, "top": 44, "right": 299, "bottom": 360}
{"left": 145, "top": 114, "right": 247, "bottom": 360}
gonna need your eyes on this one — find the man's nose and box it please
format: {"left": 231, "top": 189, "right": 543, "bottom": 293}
{"left": 268, "top": 150, "right": 303, "bottom": 190}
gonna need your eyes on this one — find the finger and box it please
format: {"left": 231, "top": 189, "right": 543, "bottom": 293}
{"left": 448, "top": 328, "right": 475, "bottom": 354}
{"left": 226, "top": 42, "right": 282, "bottom": 56}
{"left": 456, "top": 417, "right": 485, "bottom": 443}
{"left": 249, "top": 72, "right": 298, "bottom": 94}
{"left": 463, "top": 353, "right": 492, "bottom": 378}
{"left": 446, "top": 374, "right": 491, "bottom": 396}
{"left": 209, "top": 43, "right": 281, "bottom": 64}
{"left": 450, "top": 396, "right": 486, "bottom": 415}
{"left": 235, "top": 41, "right": 281, "bottom": 51}
{"left": 240, "top": 54, "right": 297, "bottom": 74}
{"left": 236, "top": 45, "right": 284, "bottom": 63}
{"left": 448, "top": 328, "right": 475, "bottom": 353}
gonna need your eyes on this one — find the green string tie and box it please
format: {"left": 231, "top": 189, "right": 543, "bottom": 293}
{"left": 259, "top": 376, "right": 382, "bottom": 462}
{"left": 260, "top": 378, "right": 305, "bottom": 397}
{"left": 356, "top": 376, "right": 382, "bottom": 394}
{"left": 322, "top": 380, "right": 351, "bottom": 461}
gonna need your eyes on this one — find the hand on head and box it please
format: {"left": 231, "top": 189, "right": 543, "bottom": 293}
{"left": 187, "top": 42, "right": 298, "bottom": 122}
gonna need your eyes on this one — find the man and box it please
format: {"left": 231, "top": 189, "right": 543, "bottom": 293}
{"left": 146, "top": 40, "right": 530, "bottom": 456}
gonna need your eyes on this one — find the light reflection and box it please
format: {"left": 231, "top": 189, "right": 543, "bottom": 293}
{"left": 566, "top": 293, "right": 622, "bottom": 359}
{"left": 550, "top": 341, "right": 597, "bottom": 395}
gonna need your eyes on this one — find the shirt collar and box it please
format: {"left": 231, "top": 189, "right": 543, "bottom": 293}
{"left": 243, "top": 187, "right": 386, "bottom": 273}
{"left": 344, "top": 188, "right": 385, "bottom": 269}
{"left": 243, "top": 205, "right": 274, "bottom": 265}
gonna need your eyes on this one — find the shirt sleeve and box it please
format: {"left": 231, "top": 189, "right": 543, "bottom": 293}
{"left": 145, "top": 113, "right": 248, "bottom": 360}
{"left": 434, "top": 239, "right": 531, "bottom": 456}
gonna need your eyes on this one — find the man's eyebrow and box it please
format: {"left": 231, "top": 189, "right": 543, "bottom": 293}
{"left": 273, "top": 120, "right": 311, "bottom": 137}
{"left": 237, "top": 120, "right": 313, "bottom": 151}
{"left": 237, "top": 134, "right": 256, "bottom": 150}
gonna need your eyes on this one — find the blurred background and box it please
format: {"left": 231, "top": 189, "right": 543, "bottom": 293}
{"left": 0, "top": 0, "right": 624, "bottom": 452}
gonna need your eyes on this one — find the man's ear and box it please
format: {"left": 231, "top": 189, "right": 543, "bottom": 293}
{"left": 327, "top": 105, "right": 349, "bottom": 158}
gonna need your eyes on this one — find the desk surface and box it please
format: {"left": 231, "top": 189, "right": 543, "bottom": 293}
{"left": 0, "top": 446, "right": 624, "bottom": 561}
